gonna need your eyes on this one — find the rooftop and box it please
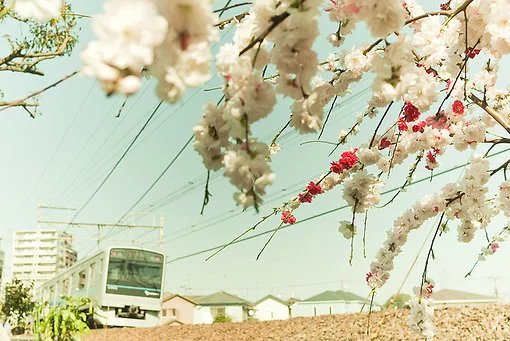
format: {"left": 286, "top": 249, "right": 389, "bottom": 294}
{"left": 303, "top": 290, "right": 369, "bottom": 303}
{"left": 194, "top": 291, "right": 252, "bottom": 306}
{"left": 432, "top": 289, "right": 499, "bottom": 302}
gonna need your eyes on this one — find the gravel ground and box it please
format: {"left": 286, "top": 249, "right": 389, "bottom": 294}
{"left": 84, "top": 304, "right": 510, "bottom": 341}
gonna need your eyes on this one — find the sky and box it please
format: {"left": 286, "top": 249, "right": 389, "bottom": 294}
{"left": 0, "top": 0, "right": 509, "bottom": 305}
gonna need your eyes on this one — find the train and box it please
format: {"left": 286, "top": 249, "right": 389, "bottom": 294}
{"left": 38, "top": 246, "right": 165, "bottom": 328}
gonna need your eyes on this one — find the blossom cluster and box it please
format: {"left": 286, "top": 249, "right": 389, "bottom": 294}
{"left": 408, "top": 297, "right": 435, "bottom": 340}
{"left": 478, "top": 226, "right": 509, "bottom": 262}
{"left": 5, "top": 0, "right": 62, "bottom": 22}
{"left": 367, "top": 156, "right": 497, "bottom": 290}
{"left": 82, "top": 0, "right": 216, "bottom": 99}
{"left": 446, "top": 156, "right": 494, "bottom": 243}
{"left": 499, "top": 180, "right": 510, "bottom": 216}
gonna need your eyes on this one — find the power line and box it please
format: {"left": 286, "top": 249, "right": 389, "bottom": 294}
{"left": 69, "top": 100, "right": 164, "bottom": 223}
{"left": 127, "top": 85, "right": 373, "bottom": 225}
{"left": 56, "top": 84, "right": 155, "bottom": 203}
{"left": 50, "top": 97, "right": 120, "bottom": 202}
{"left": 166, "top": 147, "right": 510, "bottom": 264}
{"left": 116, "top": 134, "right": 194, "bottom": 224}
{"left": 13, "top": 80, "right": 96, "bottom": 220}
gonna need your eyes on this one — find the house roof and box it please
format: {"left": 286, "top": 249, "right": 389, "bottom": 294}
{"left": 286, "top": 297, "right": 302, "bottom": 305}
{"left": 303, "top": 290, "right": 368, "bottom": 303}
{"left": 194, "top": 291, "right": 253, "bottom": 306}
{"left": 432, "top": 289, "right": 499, "bottom": 302}
{"left": 163, "top": 294, "right": 198, "bottom": 305}
{"left": 255, "top": 295, "right": 290, "bottom": 306}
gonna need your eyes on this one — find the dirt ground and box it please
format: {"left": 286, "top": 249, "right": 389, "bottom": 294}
{"left": 83, "top": 304, "right": 510, "bottom": 341}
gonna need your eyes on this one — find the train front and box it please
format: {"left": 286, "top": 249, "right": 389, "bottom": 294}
{"left": 98, "top": 247, "right": 165, "bottom": 328}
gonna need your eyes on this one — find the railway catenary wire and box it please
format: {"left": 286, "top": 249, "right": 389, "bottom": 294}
{"left": 165, "top": 147, "right": 510, "bottom": 264}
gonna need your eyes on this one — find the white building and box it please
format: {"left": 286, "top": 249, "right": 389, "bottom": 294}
{"left": 292, "top": 290, "right": 380, "bottom": 317}
{"left": 431, "top": 289, "right": 501, "bottom": 307}
{"left": 254, "top": 295, "right": 290, "bottom": 321}
{"left": 192, "top": 291, "right": 253, "bottom": 324}
{"left": 11, "top": 229, "right": 77, "bottom": 288}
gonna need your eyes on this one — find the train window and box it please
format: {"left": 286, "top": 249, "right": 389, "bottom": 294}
{"left": 89, "top": 263, "right": 96, "bottom": 285}
{"left": 78, "top": 270, "right": 86, "bottom": 290}
{"left": 106, "top": 249, "right": 163, "bottom": 297}
{"left": 63, "top": 279, "right": 69, "bottom": 295}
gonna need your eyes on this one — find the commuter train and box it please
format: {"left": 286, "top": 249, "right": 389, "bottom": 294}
{"left": 38, "top": 246, "right": 165, "bottom": 328}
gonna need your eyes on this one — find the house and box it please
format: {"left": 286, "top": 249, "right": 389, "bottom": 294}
{"left": 193, "top": 291, "right": 254, "bottom": 324}
{"left": 161, "top": 293, "right": 197, "bottom": 325}
{"left": 254, "top": 295, "right": 291, "bottom": 321}
{"left": 291, "top": 290, "right": 380, "bottom": 317}
{"left": 431, "top": 289, "right": 501, "bottom": 307}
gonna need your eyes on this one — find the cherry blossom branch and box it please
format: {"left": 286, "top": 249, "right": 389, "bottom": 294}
{"left": 363, "top": 10, "right": 450, "bottom": 55}
{"left": 215, "top": 12, "right": 249, "bottom": 29}
{"left": 377, "top": 152, "right": 423, "bottom": 208}
{"left": 256, "top": 221, "right": 284, "bottom": 260}
{"left": 436, "top": 39, "right": 480, "bottom": 113}
{"left": 470, "top": 93, "right": 510, "bottom": 135}
{"left": 270, "top": 119, "right": 291, "bottom": 147}
{"left": 363, "top": 212, "right": 368, "bottom": 258}
{"left": 465, "top": 225, "right": 509, "bottom": 278}
{"left": 238, "top": 11, "right": 291, "bottom": 56}
{"left": 318, "top": 95, "right": 338, "bottom": 139}
{"left": 369, "top": 102, "right": 393, "bottom": 148}
{"left": 0, "top": 70, "right": 80, "bottom": 113}
{"left": 329, "top": 110, "right": 372, "bottom": 156}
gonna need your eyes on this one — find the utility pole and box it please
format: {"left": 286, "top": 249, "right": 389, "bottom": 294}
{"left": 488, "top": 276, "right": 500, "bottom": 298}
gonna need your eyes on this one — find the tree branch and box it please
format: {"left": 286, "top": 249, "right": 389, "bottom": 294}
{"left": 470, "top": 93, "right": 510, "bottom": 135}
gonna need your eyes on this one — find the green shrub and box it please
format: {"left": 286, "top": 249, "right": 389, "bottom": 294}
{"left": 213, "top": 313, "right": 232, "bottom": 323}
{"left": 1, "top": 278, "right": 35, "bottom": 335}
{"left": 33, "top": 296, "right": 92, "bottom": 341}
{"left": 383, "top": 293, "right": 412, "bottom": 309}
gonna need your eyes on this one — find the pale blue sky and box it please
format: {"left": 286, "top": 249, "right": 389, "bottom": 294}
{"left": 0, "top": 1, "right": 509, "bottom": 303}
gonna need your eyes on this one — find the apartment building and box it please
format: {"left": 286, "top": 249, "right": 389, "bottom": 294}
{"left": 11, "top": 229, "right": 77, "bottom": 288}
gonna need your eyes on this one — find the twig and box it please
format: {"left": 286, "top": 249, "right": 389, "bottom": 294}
{"left": 115, "top": 97, "right": 128, "bottom": 118}
{"left": 470, "top": 93, "right": 510, "bottom": 134}
{"left": 215, "top": 12, "right": 249, "bottom": 29}
{"left": 0, "top": 70, "right": 79, "bottom": 112}
{"left": 205, "top": 211, "right": 276, "bottom": 261}
{"left": 200, "top": 170, "right": 212, "bottom": 215}
{"left": 369, "top": 102, "right": 393, "bottom": 148}
{"left": 256, "top": 222, "right": 284, "bottom": 260}
{"left": 465, "top": 225, "right": 510, "bottom": 277}
{"left": 238, "top": 11, "right": 291, "bottom": 56}
{"left": 318, "top": 96, "right": 338, "bottom": 140}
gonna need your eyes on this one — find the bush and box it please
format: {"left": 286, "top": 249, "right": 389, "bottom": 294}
{"left": 383, "top": 294, "right": 412, "bottom": 309}
{"left": 1, "top": 278, "right": 35, "bottom": 334}
{"left": 33, "top": 296, "right": 92, "bottom": 341}
{"left": 213, "top": 313, "right": 232, "bottom": 323}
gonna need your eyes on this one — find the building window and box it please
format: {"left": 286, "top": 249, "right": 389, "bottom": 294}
{"left": 164, "top": 308, "right": 177, "bottom": 317}
{"left": 210, "top": 307, "right": 225, "bottom": 318}
{"left": 78, "top": 270, "right": 86, "bottom": 290}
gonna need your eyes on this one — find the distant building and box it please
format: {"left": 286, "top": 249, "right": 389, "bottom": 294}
{"left": 193, "top": 291, "right": 254, "bottom": 324}
{"left": 161, "top": 293, "right": 197, "bottom": 325}
{"left": 254, "top": 295, "right": 291, "bottom": 321}
{"left": 292, "top": 290, "right": 380, "bottom": 317}
{"left": 0, "top": 249, "right": 4, "bottom": 284}
{"left": 11, "top": 229, "right": 77, "bottom": 288}
{"left": 431, "top": 289, "right": 501, "bottom": 307}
